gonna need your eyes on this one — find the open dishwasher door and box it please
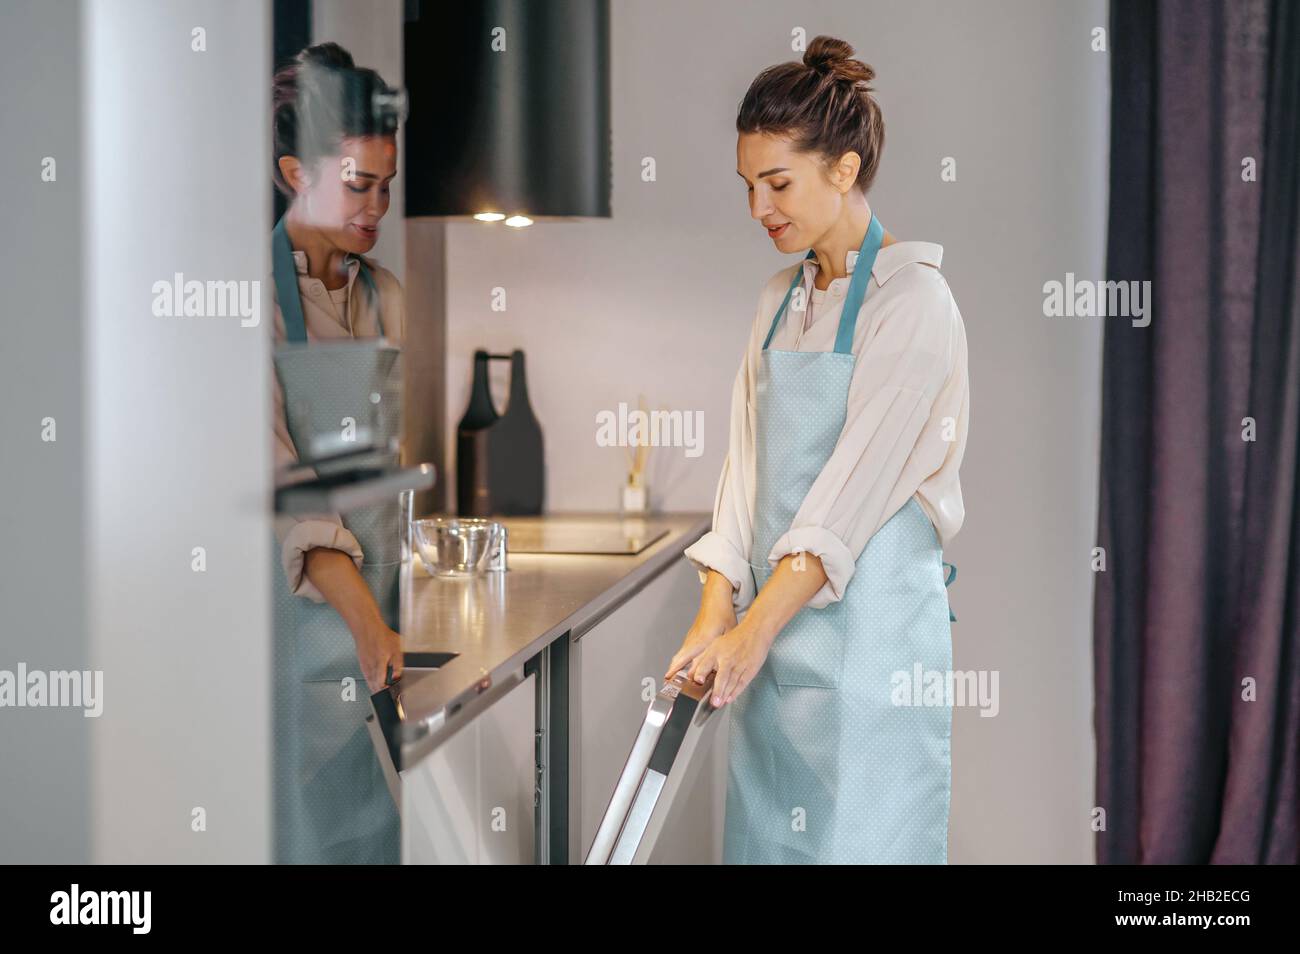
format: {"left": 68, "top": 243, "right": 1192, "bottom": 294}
{"left": 585, "top": 670, "right": 721, "bottom": 864}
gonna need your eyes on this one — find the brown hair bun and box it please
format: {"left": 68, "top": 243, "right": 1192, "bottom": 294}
{"left": 272, "top": 42, "right": 401, "bottom": 197}
{"left": 738, "top": 35, "right": 885, "bottom": 194}
{"left": 803, "top": 35, "right": 875, "bottom": 88}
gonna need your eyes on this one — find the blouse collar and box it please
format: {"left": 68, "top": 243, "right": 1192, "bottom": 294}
{"left": 801, "top": 241, "right": 944, "bottom": 289}
{"left": 290, "top": 248, "right": 363, "bottom": 285}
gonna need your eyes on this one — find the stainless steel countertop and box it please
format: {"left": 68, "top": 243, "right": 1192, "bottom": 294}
{"left": 391, "top": 511, "right": 710, "bottom": 740}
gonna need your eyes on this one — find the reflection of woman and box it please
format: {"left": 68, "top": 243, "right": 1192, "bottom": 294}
{"left": 669, "top": 36, "right": 970, "bottom": 864}
{"left": 270, "top": 42, "right": 405, "bottom": 864}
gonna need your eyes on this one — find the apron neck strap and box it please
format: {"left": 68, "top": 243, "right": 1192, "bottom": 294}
{"left": 761, "top": 252, "right": 813, "bottom": 351}
{"left": 761, "top": 213, "right": 885, "bottom": 354}
{"left": 272, "top": 215, "right": 307, "bottom": 343}
{"left": 833, "top": 213, "right": 883, "bottom": 354}
{"left": 273, "top": 214, "right": 378, "bottom": 344}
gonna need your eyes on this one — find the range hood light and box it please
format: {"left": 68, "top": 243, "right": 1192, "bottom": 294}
{"left": 405, "top": 1, "right": 611, "bottom": 220}
{"left": 504, "top": 215, "right": 534, "bottom": 228}
{"left": 474, "top": 211, "right": 506, "bottom": 222}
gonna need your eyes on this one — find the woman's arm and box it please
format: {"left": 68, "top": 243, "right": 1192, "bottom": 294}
{"left": 664, "top": 568, "right": 738, "bottom": 681}
{"left": 682, "top": 332, "right": 763, "bottom": 614}
{"left": 302, "top": 547, "right": 404, "bottom": 692}
{"left": 672, "top": 278, "right": 783, "bottom": 680}
{"left": 686, "top": 550, "right": 829, "bottom": 707}
{"left": 272, "top": 359, "right": 368, "bottom": 603}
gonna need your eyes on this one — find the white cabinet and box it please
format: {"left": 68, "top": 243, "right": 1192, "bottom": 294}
{"left": 401, "top": 671, "right": 536, "bottom": 864}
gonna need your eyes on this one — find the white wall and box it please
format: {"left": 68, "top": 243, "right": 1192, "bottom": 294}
{"left": 434, "top": 0, "right": 1108, "bottom": 863}
{"left": 84, "top": 0, "right": 272, "bottom": 862}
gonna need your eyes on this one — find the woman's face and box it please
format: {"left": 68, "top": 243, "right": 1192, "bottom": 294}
{"left": 737, "top": 131, "right": 856, "bottom": 252}
{"left": 292, "top": 135, "right": 398, "bottom": 254}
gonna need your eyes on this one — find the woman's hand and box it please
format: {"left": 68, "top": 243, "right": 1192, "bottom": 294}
{"left": 678, "top": 551, "right": 830, "bottom": 708}
{"left": 664, "top": 603, "right": 735, "bottom": 684}
{"left": 353, "top": 618, "right": 404, "bottom": 693}
{"left": 664, "top": 569, "right": 737, "bottom": 682}
{"left": 687, "top": 620, "right": 772, "bottom": 709}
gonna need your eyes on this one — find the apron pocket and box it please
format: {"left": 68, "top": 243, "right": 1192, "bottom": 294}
{"left": 765, "top": 605, "right": 846, "bottom": 690}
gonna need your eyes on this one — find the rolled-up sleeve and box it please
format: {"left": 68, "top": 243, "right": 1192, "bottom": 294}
{"left": 684, "top": 350, "right": 758, "bottom": 613}
{"left": 684, "top": 469, "right": 756, "bottom": 613}
{"left": 271, "top": 342, "right": 364, "bottom": 604}
{"left": 683, "top": 276, "right": 776, "bottom": 615}
{"left": 766, "top": 266, "right": 955, "bottom": 609}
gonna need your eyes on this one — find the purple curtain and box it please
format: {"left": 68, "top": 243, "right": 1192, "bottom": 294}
{"left": 1094, "top": 0, "right": 1299, "bottom": 863}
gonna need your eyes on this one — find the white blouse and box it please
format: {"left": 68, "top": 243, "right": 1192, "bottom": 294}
{"left": 683, "top": 239, "right": 969, "bottom": 614}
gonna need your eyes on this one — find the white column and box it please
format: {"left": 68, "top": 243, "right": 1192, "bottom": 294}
{"left": 83, "top": 0, "right": 272, "bottom": 862}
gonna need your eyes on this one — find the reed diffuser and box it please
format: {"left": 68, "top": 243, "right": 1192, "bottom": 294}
{"left": 621, "top": 394, "right": 654, "bottom": 515}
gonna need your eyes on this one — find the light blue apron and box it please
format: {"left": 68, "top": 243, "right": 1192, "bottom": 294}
{"left": 722, "top": 214, "right": 955, "bottom": 864}
{"left": 270, "top": 216, "right": 402, "bottom": 864}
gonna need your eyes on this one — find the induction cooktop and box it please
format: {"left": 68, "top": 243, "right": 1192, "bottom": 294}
{"left": 495, "top": 515, "right": 670, "bottom": 555}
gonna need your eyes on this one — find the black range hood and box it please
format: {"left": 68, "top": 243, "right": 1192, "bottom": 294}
{"left": 403, "top": 0, "right": 611, "bottom": 220}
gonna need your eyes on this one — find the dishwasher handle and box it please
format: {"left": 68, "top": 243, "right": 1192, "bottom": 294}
{"left": 585, "top": 669, "right": 719, "bottom": 865}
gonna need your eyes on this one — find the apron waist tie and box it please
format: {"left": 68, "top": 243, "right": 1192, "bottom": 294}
{"left": 943, "top": 561, "right": 957, "bottom": 622}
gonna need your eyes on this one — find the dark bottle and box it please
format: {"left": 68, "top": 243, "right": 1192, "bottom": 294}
{"left": 456, "top": 349, "right": 544, "bottom": 516}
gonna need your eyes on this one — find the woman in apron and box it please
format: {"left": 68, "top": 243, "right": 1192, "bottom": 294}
{"left": 269, "top": 43, "right": 406, "bottom": 864}
{"left": 670, "top": 36, "right": 970, "bottom": 864}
